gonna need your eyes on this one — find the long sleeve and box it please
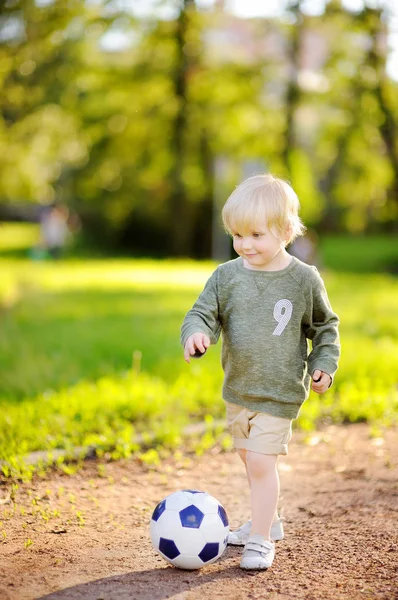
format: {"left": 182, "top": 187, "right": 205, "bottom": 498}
{"left": 181, "top": 269, "right": 221, "bottom": 348}
{"left": 305, "top": 271, "right": 340, "bottom": 380}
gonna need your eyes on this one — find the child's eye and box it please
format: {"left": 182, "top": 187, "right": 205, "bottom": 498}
{"left": 252, "top": 232, "right": 262, "bottom": 238}
{"left": 233, "top": 233, "right": 242, "bottom": 239}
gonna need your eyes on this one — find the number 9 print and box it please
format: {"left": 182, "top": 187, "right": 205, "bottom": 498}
{"left": 272, "top": 299, "right": 293, "bottom": 336}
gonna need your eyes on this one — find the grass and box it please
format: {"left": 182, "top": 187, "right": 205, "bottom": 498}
{"left": 0, "top": 256, "right": 216, "bottom": 398}
{"left": 1, "top": 223, "right": 397, "bottom": 478}
{"left": 319, "top": 234, "right": 398, "bottom": 273}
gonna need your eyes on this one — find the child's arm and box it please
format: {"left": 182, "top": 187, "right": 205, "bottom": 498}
{"left": 181, "top": 270, "right": 221, "bottom": 362}
{"left": 305, "top": 270, "right": 340, "bottom": 392}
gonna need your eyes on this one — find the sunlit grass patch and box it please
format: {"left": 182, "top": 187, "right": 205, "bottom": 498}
{"left": 0, "top": 256, "right": 214, "bottom": 293}
{"left": 1, "top": 233, "right": 397, "bottom": 477}
{"left": 0, "top": 366, "right": 224, "bottom": 479}
{"left": 298, "top": 335, "right": 398, "bottom": 430}
{"left": 0, "top": 222, "right": 39, "bottom": 252}
{"left": 319, "top": 235, "right": 398, "bottom": 273}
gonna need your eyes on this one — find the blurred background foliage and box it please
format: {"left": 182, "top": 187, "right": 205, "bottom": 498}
{"left": 0, "top": 0, "right": 397, "bottom": 258}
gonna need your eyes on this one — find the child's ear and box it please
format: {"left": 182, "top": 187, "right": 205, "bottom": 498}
{"left": 282, "top": 223, "right": 293, "bottom": 246}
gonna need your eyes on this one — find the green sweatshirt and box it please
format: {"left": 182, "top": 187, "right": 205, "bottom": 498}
{"left": 181, "top": 256, "right": 340, "bottom": 419}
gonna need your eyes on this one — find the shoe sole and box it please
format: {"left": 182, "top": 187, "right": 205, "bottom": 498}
{"left": 228, "top": 534, "right": 283, "bottom": 546}
{"left": 240, "top": 561, "right": 272, "bottom": 570}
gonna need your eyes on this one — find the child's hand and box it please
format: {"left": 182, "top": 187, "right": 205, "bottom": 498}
{"left": 311, "top": 369, "right": 331, "bottom": 394}
{"left": 184, "top": 333, "right": 210, "bottom": 363}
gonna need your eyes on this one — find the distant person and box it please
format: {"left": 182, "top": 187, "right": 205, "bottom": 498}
{"left": 289, "top": 228, "right": 321, "bottom": 267}
{"left": 181, "top": 174, "right": 340, "bottom": 571}
{"left": 38, "top": 204, "right": 79, "bottom": 259}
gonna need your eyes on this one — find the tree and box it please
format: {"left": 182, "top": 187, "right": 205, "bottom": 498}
{"left": 316, "top": 2, "right": 398, "bottom": 232}
{"left": 1, "top": 0, "right": 397, "bottom": 255}
{"left": 366, "top": 6, "right": 398, "bottom": 228}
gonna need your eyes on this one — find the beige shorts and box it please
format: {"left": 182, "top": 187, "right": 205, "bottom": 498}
{"left": 226, "top": 401, "right": 293, "bottom": 456}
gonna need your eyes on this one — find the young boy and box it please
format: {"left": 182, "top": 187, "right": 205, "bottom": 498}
{"left": 181, "top": 174, "right": 340, "bottom": 570}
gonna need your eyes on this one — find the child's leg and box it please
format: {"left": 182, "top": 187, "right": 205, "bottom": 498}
{"left": 245, "top": 451, "right": 279, "bottom": 540}
{"left": 237, "top": 448, "right": 279, "bottom": 523}
{"left": 237, "top": 448, "right": 250, "bottom": 484}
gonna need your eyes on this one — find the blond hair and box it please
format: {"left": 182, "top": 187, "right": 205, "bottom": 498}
{"left": 222, "top": 173, "right": 306, "bottom": 245}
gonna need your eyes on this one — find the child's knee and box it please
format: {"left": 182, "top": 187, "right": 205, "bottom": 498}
{"left": 246, "top": 451, "right": 277, "bottom": 479}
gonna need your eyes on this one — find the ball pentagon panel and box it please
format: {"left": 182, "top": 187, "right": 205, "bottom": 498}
{"left": 198, "top": 542, "right": 220, "bottom": 563}
{"left": 159, "top": 538, "right": 180, "bottom": 561}
{"left": 179, "top": 505, "right": 205, "bottom": 529}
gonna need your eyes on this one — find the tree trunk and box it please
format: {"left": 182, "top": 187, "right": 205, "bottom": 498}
{"left": 282, "top": 1, "right": 303, "bottom": 178}
{"left": 193, "top": 125, "right": 214, "bottom": 258}
{"left": 168, "top": 0, "right": 196, "bottom": 256}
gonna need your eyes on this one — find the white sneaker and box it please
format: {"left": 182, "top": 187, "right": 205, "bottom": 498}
{"left": 240, "top": 534, "right": 275, "bottom": 570}
{"left": 228, "top": 517, "right": 284, "bottom": 545}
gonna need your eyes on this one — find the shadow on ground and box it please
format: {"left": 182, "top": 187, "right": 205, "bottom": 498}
{"left": 38, "top": 555, "right": 245, "bottom": 600}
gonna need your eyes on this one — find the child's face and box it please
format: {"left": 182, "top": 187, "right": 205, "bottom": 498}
{"left": 232, "top": 224, "right": 287, "bottom": 270}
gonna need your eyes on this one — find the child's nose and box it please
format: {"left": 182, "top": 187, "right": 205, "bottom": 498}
{"left": 242, "top": 237, "right": 252, "bottom": 249}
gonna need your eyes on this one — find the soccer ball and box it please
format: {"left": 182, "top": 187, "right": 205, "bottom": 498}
{"left": 150, "top": 489, "right": 229, "bottom": 570}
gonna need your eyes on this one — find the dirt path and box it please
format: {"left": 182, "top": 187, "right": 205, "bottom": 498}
{"left": 1, "top": 424, "right": 397, "bottom": 600}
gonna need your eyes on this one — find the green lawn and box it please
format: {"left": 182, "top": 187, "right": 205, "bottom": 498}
{"left": 319, "top": 234, "right": 398, "bottom": 273}
{"left": 0, "top": 258, "right": 216, "bottom": 399}
{"left": 1, "top": 224, "right": 397, "bottom": 477}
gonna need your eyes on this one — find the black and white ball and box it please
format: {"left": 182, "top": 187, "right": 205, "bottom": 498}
{"left": 150, "top": 489, "right": 229, "bottom": 570}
